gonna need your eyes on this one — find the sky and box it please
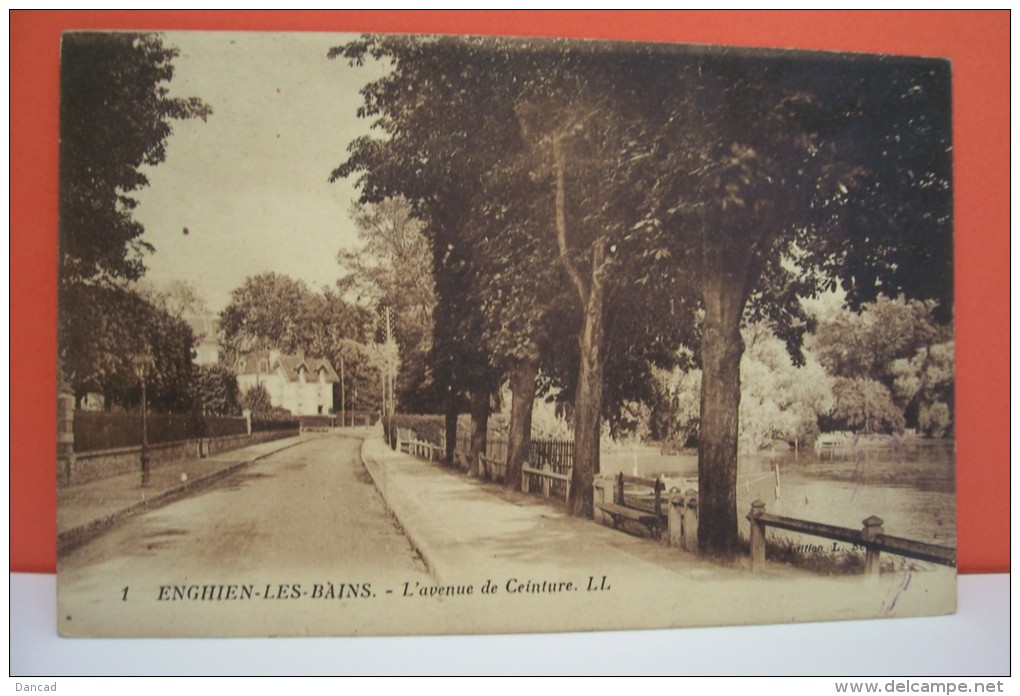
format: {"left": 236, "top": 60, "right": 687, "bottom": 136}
{"left": 133, "top": 32, "right": 389, "bottom": 312}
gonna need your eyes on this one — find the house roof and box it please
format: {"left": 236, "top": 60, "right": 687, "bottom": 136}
{"left": 235, "top": 350, "right": 339, "bottom": 383}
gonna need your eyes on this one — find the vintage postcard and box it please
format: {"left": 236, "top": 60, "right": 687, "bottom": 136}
{"left": 56, "top": 31, "right": 956, "bottom": 637}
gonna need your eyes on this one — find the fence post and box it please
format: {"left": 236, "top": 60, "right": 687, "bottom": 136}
{"left": 683, "top": 488, "right": 698, "bottom": 552}
{"left": 862, "top": 515, "right": 884, "bottom": 579}
{"left": 593, "top": 474, "right": 605, "bottom": 521}
{"left": 653, "top": 479, "right": 665, "bottom": 540}
{"left": 748, "top": 500, "right": 767, "bottom": 574}
{"left": 668, "top": 488, "right": 684, "bottom": 547}
{"left": 522, "top": 462, "right": 531, "bottom": 494}
{"left": 542, "top": 463, "right": 551, "bottom": 498}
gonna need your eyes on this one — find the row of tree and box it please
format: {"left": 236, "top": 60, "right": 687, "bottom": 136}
{"left": 330, "top": 35, "right": 953, "bottom": 556}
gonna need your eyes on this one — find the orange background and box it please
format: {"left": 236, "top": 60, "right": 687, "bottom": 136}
{"left": 11, "top": 11, "right": 1009, "bottom": 574}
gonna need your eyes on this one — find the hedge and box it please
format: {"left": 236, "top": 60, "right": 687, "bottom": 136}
{"left": 251, "top": 412, "right": 300, "bottom": 432}
{"left": 383, "top": 413, "right": 446, "bottom": 450}
{"left": 74, "top": 411, "right": 248, "bottom": 452}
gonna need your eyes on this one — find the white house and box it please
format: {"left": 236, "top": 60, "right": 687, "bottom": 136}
{"left": 235, "top": 349, "right": 338, "bottom": 416}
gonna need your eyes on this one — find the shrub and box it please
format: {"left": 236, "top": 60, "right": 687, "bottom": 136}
{"left": 250, "top": 411, "right": 299, "bottom": 432}
{"left": 384, "top": 413, "right": 446, "bottom": 449}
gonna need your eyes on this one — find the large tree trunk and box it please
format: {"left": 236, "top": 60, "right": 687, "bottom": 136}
{"left": 549, "top": 134, "right": 608, "bottom": 519}
{"left": 504, "top": 355, "right": 538, "bottom": 491}
{"left": 468, "top": 390, "right": 489, "bottom": 477}
{"left": 568, "top": 240, "right": 607, "bottom": 518}
{"left": 697, "top": 238, "right": 751, "bottom": 557}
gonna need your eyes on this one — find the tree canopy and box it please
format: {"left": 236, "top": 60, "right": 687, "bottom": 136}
{"left": 338, "top": 198, "right": 437, "bottom": 411}
{"left": 219, "top": 272, "right": 378, "bottom": 413}
{"left": 59, "top": 32, "right": 211, "bottom": 286}
{"left": 58, "top": 32, "right": 211, "bottom": 412}
{"left": 331, "top": 35, "right": 953, "bottom": 555}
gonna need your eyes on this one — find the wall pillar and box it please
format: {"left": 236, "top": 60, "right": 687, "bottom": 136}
{"left": 57, "top": 385, "right": 75, "bottom": 486}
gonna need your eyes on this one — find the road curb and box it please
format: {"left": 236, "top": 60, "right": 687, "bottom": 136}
{"left": 358, "top": 438, "right": 447, "bottom": 583}
{"left": 57, "top": 435, "right": 320, "bottom": 553}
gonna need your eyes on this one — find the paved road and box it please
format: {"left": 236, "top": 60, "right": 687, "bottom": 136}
{"left": 58, "top": 433, "right": 432, "bottom": 636}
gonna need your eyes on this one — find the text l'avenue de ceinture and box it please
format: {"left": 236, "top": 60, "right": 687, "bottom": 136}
{"left": 153, "top": 576, "right": 612, "bottom": 602}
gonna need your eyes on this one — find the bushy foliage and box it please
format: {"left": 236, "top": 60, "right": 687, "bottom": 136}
{"left": 195, "top": 364, "right": 241, "bottom": 416}
{"left": 738, "top": 326, "right": 833, "bottom": 450}
{"left": 59, "top": 32, "right": 210, "bottom": 286}
{"left": 383, "top": 414, "right": 447, "bottom": 448}
{"left": 829, "top": 377, "right": 905, "bottom": 435}
{"left": 653, "top": 325, "right": 834, "bottom": 452}
{"left": 250, "top": 412, "right": 300, "bottom": 432}
{"left": 891, "top": 340, "right": 955, "bottom": 437}
{"left": 60, "top": 282, "right": 196, "bottom": 412}
{"left": 241, "top": 383, "right": 274, "bottom": 415}
{"left": 339, "top": 199, "right": 437, "bottom": 411}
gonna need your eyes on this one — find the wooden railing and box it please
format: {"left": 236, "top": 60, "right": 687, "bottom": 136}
{"left": 396, "top": 428, "right": 444, "bottom": 461}
{"left": 747, "top": 500, "right": 957, "bottom": 576}
{"left": 522, "top": 462, "right": 571, "bottom": 500}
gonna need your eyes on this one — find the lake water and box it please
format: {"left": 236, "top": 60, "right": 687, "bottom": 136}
{"left": 601, "top": 440, "right": 956, "bottom": 548}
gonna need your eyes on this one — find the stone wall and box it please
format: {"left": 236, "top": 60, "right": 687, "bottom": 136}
{"left": 61, "top": 427, "right": 299, "bottom": 487}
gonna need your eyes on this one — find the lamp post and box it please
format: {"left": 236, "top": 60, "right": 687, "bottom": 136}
{"left": 132, "top": 354, "right": 152, "bottom": 487}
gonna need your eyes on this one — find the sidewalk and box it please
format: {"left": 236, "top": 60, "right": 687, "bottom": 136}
{"left": 57, "top": 432, "right": 323, "bottom": 551}
{"left": 359, "top": 435, "right": 956, "bottom": 632}
{"left": 360, "top": 436, "right": 736, "bottom": 586}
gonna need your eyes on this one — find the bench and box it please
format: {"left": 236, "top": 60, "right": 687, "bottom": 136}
{"left": 596, "top": 473, "right": 666, "bottom": 539}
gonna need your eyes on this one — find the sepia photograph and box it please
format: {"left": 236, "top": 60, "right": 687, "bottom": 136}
{"left": 54, "top": 29, "right": 957, "bottom": 638}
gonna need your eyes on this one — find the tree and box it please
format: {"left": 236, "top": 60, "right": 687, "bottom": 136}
{"left": 331, "top": 35, "right": 519, "bottom": 469}
{"left": 137, "top": 278, "right": 208, "bottom": 319}
{"left": 58, "top": 32, "right": 210, "bottom": 411}
{"left": 241, "top": 382, "right": 274, "bottom": 414}
{"left": 220, "top": 273, "right": 376, "bottom": 413}
{"left": 738, "top": 325, "right": 832, "bottom": 450}
{"left": 59, "top": 282, "right": 196, "bottom": 412}
{"left": 632, "top": 50, "right": 953, "bottom": 556}
{"left": 812, "top": 294, "right": 951, "bottom": 433}
{"left": 890, "top": 339, "right": 955, "bottom": 437}
{"left": 333, "top": 37, "right": 952, "bottom": 556}
{"left": 339, "top": 198, "right": 437, "bottom": 411}
{"left": 333, "top": 36, "right": 698, "bottom": 504}
{"left": 219, "top": 273, "right": 315, "bottom": 362}
{"left": 59, "top": 32, "right": 210, "bottom": 286}
{"left": 195, "top": 364, "right": 241, "bottom": 416}
{"left": 813, "top": 295, "right": 943, "bottom": 384}
{"left": 829, "top": 377, "right": 905, "bottom": 435}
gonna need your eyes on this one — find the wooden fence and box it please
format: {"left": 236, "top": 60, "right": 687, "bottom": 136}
{"left": 414, "top": 430, "right": 575, "bottom": 497}
{"left": 524, "top": 439, "right": 573, "bottom": 498}
{"left": 454, "top": 432, "right": 508, "bottom": 466}
{"left": 747, "top": 500, "right": 956, "bottom": 576}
